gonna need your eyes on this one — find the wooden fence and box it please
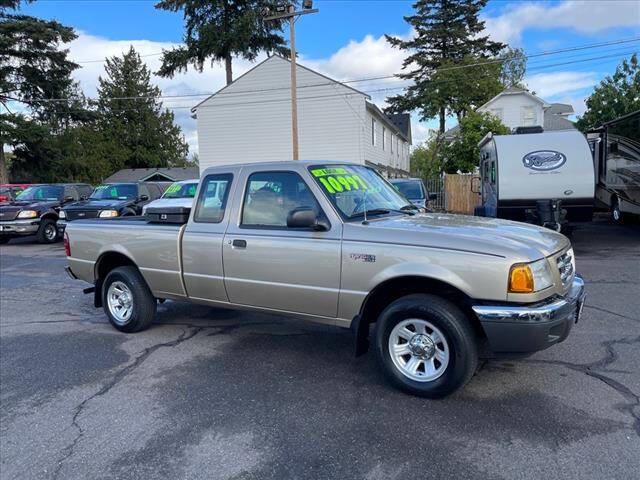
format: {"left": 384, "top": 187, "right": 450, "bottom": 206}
{"left": 444, "top": 174, "right": 481, "bottom": 215}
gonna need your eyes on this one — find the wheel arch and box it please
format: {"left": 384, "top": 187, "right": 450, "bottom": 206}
{"left": 352, "top": 275, "right": 486, "bottom": 356}
{"left": 93, "top": 251, "right": 139, "bottom": 308}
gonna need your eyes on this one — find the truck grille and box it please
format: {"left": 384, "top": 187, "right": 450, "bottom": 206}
{"left": 556, "top": 250, "right": 574, "bottom": 288}
{"left": 66, "top": 210, "right": 99, "bottom": 221}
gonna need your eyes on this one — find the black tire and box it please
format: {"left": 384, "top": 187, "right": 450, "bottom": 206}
{"left": 611, "top": 197, "right": 625, "bottom": 224}
{"left": 374, "top": 294, "right": 478, "bottom": 398}
{"left": 102, "top": 266, "right": 156, "bottom": 333}
{"left": 36, "top": 218, "right": 58, "bottom": 244}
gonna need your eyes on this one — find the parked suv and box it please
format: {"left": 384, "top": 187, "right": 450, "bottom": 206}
{"left": 0, "top": 183, "right": 93, "bottom": 244}
{"left": 58, "top": 182, "right": 164, "bottom": 234}
{"left": 389, "top": 178, "right": 435, "bottom": 210}
{"left": 141, "top": 179, "right": 199, "bottom": 215}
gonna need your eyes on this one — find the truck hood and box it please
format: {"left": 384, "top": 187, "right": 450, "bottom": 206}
{"left": 0, "top": 200, "right": 59, "bottom": 220}
{"left": 342, "top": 213, "right": 569, "bottom": 260}
{"left": 65, "top": 199, "right": 128, "bottom": 210}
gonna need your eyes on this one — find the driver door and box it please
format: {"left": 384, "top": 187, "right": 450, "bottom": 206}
{"left": 222, "top": 168, "right": 341, "bottom": 318}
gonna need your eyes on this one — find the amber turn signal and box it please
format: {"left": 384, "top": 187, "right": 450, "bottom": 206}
{"left": 508, "top": 264, "right": 534, "bottom": 293}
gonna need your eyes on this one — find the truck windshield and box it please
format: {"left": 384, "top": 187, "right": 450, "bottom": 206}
{"left": 15, "top": 186, "right": 63, "bottom": 201}
{"left": 391, "top": 180, "right": 425, "bottom": 200}
{"left": 161, "top": 182, "right": 198, "bottom": 199}
{"left": 308, "top": 165, "right": 414, "bottom": 220}
{"left": 90, "top": 184, "right": 137, "bottom": 200}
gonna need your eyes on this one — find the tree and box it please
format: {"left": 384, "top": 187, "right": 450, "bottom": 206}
{"left": 96, "top": 46, "right": 189, "bottom": 171}
{"left": 385, "top": 0, "right": 505, "bottom": 132}
{"left": 500, "top": 47, "right": 527, "bottom": 88}
{"left": 577, "top": 53, "right": 640, "bottom": 132}
{"left": 0, "top": 0, "right": 79, "bottom": 182}
{"left": 442, "top": 111, "right": 508, "bottom": 173}
{"left": 155, "top": 0, "right": 292, "bottom": 86}
{"left": 410, "top": 132, "right": 446, "bottom": 179}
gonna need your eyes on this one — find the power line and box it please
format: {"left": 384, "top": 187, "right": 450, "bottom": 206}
{"left": 15, "top": 48, "right": 637, "bottom": 106}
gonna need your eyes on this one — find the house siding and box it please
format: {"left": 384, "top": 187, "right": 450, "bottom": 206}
{"left": 363, "top": 107, "right": 410, "bottom": 177}
{"left": 196, "top": 56, "right": 367, "bottom": 171}
{"left": 479, "top": 93, "right": 544, "bottom": 130}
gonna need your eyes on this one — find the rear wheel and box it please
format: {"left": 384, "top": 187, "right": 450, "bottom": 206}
{"left": 102, "top": 266, "right": 156, "bottom": 333}
{"left": 611, "top": 197, "right": 625, "bottom": 224}
{"left": 36, "top": 219, "right": 58, "bottom": 244}
{"left": 374, "top": 294, "right": 478, "bottom": 398}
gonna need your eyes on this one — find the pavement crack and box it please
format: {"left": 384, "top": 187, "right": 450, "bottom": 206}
{"left": 584, "top": 305, "right": 640, "bottom": 323}
{"left": 51, "top": 326, "right": 202, "bottom": 479}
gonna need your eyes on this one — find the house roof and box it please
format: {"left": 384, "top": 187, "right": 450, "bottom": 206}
{"left": 478, "top": 86, "right": 550, "bottom": 112}
{"left": 546, "top": 103, "right": 574, "bottom": 115}
{"left": 191, "top": 55, "right": 370, "bottom": 113}
{"left": 543, "top": 114, "right": 576, "bottom": 131}
{"left": 387, "top": 113, "right": 412, "bottom": 142}
{"left": 104, "top": 167, "right": 200, "bottom": 183}
{"left": 366, "top": 102, "right": 411, "bottom": 142}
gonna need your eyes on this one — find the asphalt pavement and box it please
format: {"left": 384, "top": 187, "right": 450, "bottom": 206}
{"left": 1, "top": 217, "right": 639, "bottom": 479}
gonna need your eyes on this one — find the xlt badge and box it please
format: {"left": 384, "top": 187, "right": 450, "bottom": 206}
{"left": 350, "top": 253, "right": 376, "bottom": 263}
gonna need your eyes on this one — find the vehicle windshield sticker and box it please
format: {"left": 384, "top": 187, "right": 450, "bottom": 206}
{"left": 187, "top": 185, "right": 197, "bottom": 196}
{"left": 310, "top": 167, "right": 369, "bottom": 194}
{"left": 165, "top": 183, "right": 181, "bottom": 194}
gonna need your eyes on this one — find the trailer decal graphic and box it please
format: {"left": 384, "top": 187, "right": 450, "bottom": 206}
{"left": 522, "top": 150, "right": 566, "bottom": 171}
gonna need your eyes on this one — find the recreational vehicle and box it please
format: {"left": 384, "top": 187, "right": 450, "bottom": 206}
{"left": 588, "top": 110, "right": 640, "bottom": 223}
{"left": 475, "top": 130, "right": 595, "bottom": 231}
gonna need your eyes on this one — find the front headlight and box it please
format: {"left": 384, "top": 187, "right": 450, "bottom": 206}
{"left": 98, "top": 210, "right": 119, "bottom": 218}
{"left": 58, "top": 210, "right": 66, "bottom": 219}
{"left": 17, "top": 210, "right": 38, "bottom": 219}
{"left": 509, "top": 258, "right": 554, "bottom": 293}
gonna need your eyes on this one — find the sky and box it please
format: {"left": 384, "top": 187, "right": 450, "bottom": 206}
{"left": 16, "top": 0, "right": 640, "bottom": 154}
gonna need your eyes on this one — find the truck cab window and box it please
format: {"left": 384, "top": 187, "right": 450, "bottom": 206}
{"left": 194, "top": 174, "right": 232, "bottom": 223}
{"left": 241, "top": 171, "right": 322, "bottom": 228}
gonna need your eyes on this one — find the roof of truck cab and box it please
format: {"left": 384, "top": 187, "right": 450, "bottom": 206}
{"left": 202, "top": 160, "right": 358, "bottom": 171}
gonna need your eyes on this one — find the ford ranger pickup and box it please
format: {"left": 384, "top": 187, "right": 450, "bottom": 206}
{"left": 64, "top": 161, "right": 585, "bottom": 397}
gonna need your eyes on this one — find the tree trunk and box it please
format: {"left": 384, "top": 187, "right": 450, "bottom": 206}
{"left": 0, "top": 143, "right": 8, "bottom": 184}
{"left": 439, "top": 108, "right": 446, "bottom": 133}
{"left": 225, "top": 55, "right": 233, "bottom": 86}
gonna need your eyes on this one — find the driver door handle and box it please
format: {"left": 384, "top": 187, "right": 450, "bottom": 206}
{"left": 232, "top": 239, "right": 247, "bottom": 248}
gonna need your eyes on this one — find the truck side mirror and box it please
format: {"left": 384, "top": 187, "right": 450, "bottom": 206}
{"left": 64, "top": 196, "right": 76, "bottom": 203}
{"left": 287, "top": 207, "right": 327, "bottom": 231}
{"left": 139, "top": 194, "right": 149, "bottom": 201}
{"left": 429, "top": 193, "right": 437, "bottom": 201}
{"left": 609, "top": 141, "right": 619, "bottom": 154}
{"left": 471, "top": 177, "right": 481, "bottom": 194}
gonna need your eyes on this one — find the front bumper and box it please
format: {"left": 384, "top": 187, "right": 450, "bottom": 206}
{"left": 472, "top": 275, "right": 586, "bottom": 354}
{"left": 0, "top": 219, "right": 41, "bottom": 236}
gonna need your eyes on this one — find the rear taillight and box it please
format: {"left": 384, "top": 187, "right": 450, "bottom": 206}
{"left": 64, "top": 232, "right": 71, "bottom": 257}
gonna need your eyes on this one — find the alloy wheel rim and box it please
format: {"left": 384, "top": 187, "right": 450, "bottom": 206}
{"left": 107, "top": 281, "right": 134, "bottom": 325}
{"left": 45, "top": 224, "right": 56, "bottom": 240}
{"left": 388, "top": 318, "right": 450, "bottom": 382}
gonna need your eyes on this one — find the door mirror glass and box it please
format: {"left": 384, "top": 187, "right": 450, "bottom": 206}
{"left": 471, "top": 177, "right": 481, "bottom": 194}
{"left": 287, "top": 207, "right": 320, "bottom": 229}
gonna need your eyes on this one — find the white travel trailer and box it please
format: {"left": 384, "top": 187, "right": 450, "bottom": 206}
{"left": 475, "top": 130, "right": 595, "bottom": 230}
{"left": 587, "top": 110, "right": 640, "bottom": 223}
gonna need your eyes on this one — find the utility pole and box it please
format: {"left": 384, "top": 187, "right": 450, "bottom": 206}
{"left": 265, "top": 2, "right": 318, "bottom": 160}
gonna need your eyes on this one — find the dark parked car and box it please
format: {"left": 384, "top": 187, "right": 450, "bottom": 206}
{"left": 0, "top": 184, "right": 31, "bottom": 204}
{"left": 389, "top": 178, "right": 436, "bottom": 210}
{"left": 58, "top": 182, "right": 164, "bottom": 234}
{"left": 0, "top": 183, "right": 93, "bottom": 244}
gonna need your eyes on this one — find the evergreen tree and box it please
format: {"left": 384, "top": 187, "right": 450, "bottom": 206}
{"left": 577, "top": 53, "right": 640, "bottom": 132}
{"left": 0, "top": 0, "right": 79, "bottom": 182}
{"left": 385, "top": 0, "right": 505, "bottom": 132}
{"left": 96, "top": 46, "right": 189, "bottom": 171}
{"left": 156, "top": 0, "right": 292, "bottom": 85}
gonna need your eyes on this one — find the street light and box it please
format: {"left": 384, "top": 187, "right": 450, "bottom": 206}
{"left": 265, "top": 2, "right": 319, "bottom": 161}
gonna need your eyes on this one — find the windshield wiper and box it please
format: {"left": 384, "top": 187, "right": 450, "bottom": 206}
{"left": 400, "top": 204, "right": 419, "bottom": 211}
{"left": 349, "top": 208, "right": 415, "bottom": 220}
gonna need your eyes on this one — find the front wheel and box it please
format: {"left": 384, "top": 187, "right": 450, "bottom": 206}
{"left": 102, "top": 266, "right": 156, "bottom": 333}
{"left": 36, "top": 218, "right": 58, "bottom": 244}
{"left": 374, "top": 294, "right": 478, "bottom": 398}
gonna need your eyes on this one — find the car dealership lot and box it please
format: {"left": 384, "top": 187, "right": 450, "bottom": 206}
{"left": 1, "top": 218, "right": 639, "bottom": 480}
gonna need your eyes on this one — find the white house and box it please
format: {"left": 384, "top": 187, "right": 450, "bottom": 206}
{"left": 192, "top": 55, "right": 411, "bottom": 177}
{"left": 445, "top": 86, "right": 576, "bottom": 138}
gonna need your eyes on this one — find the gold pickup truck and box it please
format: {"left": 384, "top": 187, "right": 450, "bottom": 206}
{"left": 64, "top": 161, "right": 585, "bottom": 397}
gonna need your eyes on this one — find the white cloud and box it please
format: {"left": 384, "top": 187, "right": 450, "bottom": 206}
{"left": 525, "top": 71, "right": 598, "bottom": 98}
{"left": 483, "top": 0, "right": 640, "bottom": 45}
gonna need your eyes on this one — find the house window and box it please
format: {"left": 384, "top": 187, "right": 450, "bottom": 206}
{"left": 372, "top": 119, "right": 377, "bottom": 146}
{"left": 397, "top": 138, "right": 400, "bottom": 157}
{"left": 521, "top": 106, "right": 537, "bottom": 126}
{"left": 489, "top": 108, "right": 503, "bottom": 121}
{"left": 382, "top": 127, "right": 386, "bottom": 150}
